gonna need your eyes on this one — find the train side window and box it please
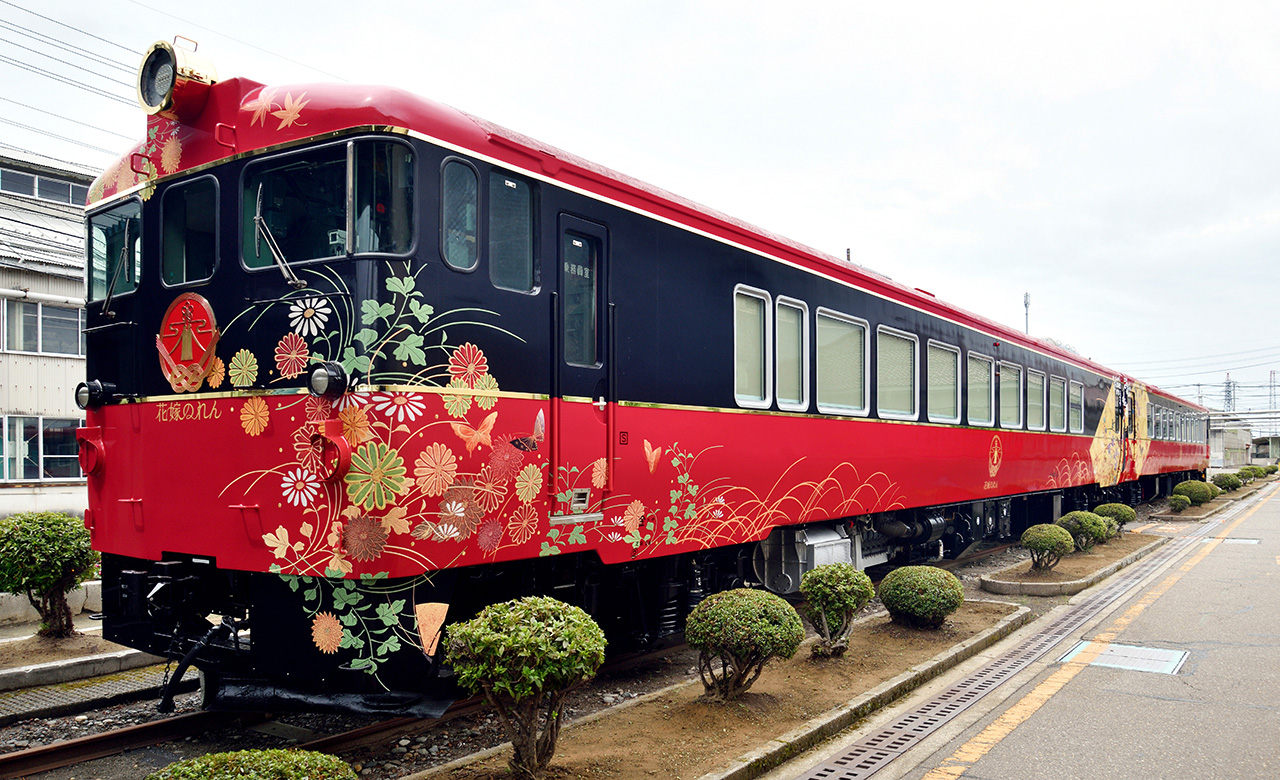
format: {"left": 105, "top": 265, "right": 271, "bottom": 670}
{"left": 1146, "top": 402, "right": 1154, "bottom": 438}
{"left": 733, "top": 286, "right": 771, "bottom": 408}
{"left": 815, "top": 308, "right": 867, "bottom": 416}
{"left": 1068, "top": 381, "right": 1084, "bottom": 433}
{"left": 967, "top": 353, "right": 994, "bottom": 427}
{"left": 1049, "top": 376, "right": 1067, "bottom": 432}
{"left": 162, "top": 177, "right": 217, "bottom": 286}
{"left": 775, "top": 298, "right": 809, "bottom": 412}
{"left": 877, "top": 327, "right": 918, "bottom": 420}
{"left": 87, "top": 199, "right": 141, "bottom": 300}
{"left": 1027, "top": 370, "right": 1046, "bottom": 430}
{"left": 999, "top": 362, "right": 1022, "bottom": 429}
{"left": 441, "top": 160, "right": 479, "bottom": 271}
{"left": 563, "top": 232, "right": 600, "bottom": 367}
{"left": 926, "top": 341, "right": 960, "bottom": 424}
{"left": 489, "top": 173, "right": 535, "bottom": 291}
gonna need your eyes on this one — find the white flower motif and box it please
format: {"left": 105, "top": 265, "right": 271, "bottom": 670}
{"left": 288, "top": 297, "right": 332, "bottom": 337}
{"left": 605, "top": 532, "right": 623, "bottom": 542}
{"left": 439, "top": 500, "right": 467, "bottom": 522}
{"left": 281, "top": 468, "right": 320, "bottom": 507}
{"left": 434, "top": 523, "right": 461, "bottom": 541}
{"left": 334, "top": 389, "right": 369, "bottom": 412}
{"left": 371, "top": 392, "right": 427, "bottom": 423}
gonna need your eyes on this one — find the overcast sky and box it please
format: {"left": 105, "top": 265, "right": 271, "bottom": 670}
{"left": 5, "top": 0, "right": 1280, "bottom": 416}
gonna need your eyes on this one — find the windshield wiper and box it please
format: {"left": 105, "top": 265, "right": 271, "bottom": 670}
{"left": 102, "top": 219, "right": 129, "bottom": 320}
{"left": 254, "top": 183, "right": 307, "bottom": 290}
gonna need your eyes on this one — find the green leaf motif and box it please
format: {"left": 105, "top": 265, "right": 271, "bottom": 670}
{"left": 334, "top": 588, "right": 363, "bottom": 609}
{"left": 567, "top": 526, "right": 587, "bottom": 545}
{"left": 539, "top": 542, "right": 561, "bottom": 557}
{"left": 377, "top": 636, "right": 402, "bottom": 656}
{"left": 361, "top": 299, "right": 395, "bottom": 325}
{"left": 341, "top": 345, "right": 371, "bottom": 374}
{"left": 385, "top": 276, "right": 416, "bottom": 296}
{"left": 353, "top": 328, "right": 379, "bottom": 346}
{"left": 339, "top": 611, "right": 358, "bottom": 626}
{"left": 339, "top": 630, "right": 365, "bottom": 650}
{"left": 392, "top": 333, "right": 427, "bottom": 365}
{"left": 409, "top": 299, "right": 434, "bottom": 323}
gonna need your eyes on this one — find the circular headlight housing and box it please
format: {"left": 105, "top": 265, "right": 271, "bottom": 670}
{"left": 138, "top": 42, "right": 178, "bottom": 116}
{"left": 309, "top": 362, "right": 348, "bottom": 401}
{"left": 75, "top": 380, "right": 118, "bottom": 410}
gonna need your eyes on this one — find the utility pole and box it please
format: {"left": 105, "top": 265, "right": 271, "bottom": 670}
{"left": 1225, "top": 373, "right": 1235, "bottom": 412}
{"left": 1023, "top": 292, "right": 1029, "bottom": 334}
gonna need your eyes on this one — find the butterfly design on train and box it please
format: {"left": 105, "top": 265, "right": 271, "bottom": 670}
{"left": 451, "top": 411, "right": 496, "bottom": 453}
{"left": 511, "top": 409, "right": 545, "bottom": 452}
{"left": 643, "top": 439, "right": 662, "bottom": 474}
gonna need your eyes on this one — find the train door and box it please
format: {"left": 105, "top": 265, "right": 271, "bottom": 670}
{"left": 553, "top": 215, "right": 611, "bottom": 519}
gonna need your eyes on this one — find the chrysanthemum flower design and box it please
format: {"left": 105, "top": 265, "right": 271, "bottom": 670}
{"left": 311, "top": 612, "right": 343, "bottom": 654}
{"left": 488, "top": 438, "right": 525, "bottom": 482}
{"left": 206, "top": 356, "right": 225, "bottom": 389}
{"left": 240, "top": 397, "right": 270, "bottom": 436}
{"left": 274, "top": 332, "right": 309, "bottom": 379}
{"left": 281, "top": 468, "right": 320, "bottom": 507}
{"left": 514, "top": 464, "right": 543, "bottom": 504}
{"left": 447, "top": 342, "right": 488, "bottom": 388}
{"left": 622, "top": 500, "right": 646, "bottom": 534}
{"left": 293, "top": 427, "right": 324, "bottom": 473}
{"left": 476, "top": 519, "right": 503, "bottom": 552}
{"left": 229, "top": 349, "right": 258, "bottom": 387}
{"left": 288, "top": 296, "right": 332, "bottom": 337}
{"left": 338, "top": 404, "right": 374, "bottom": 446}
{"left": 413, "top": 443, "right": 457, "bottom": 496}
{"left": 508, "top": 505, "right": 538, "bottom": 545}
{"left": 371, "top": 392, "right": 427, "bottom": 424}
{"left": 344, "top": 442, "right": 407, "bottom": 511}
{"left": 343, "top": 513, "right": 389, "bottom": 561}
{"left": 591, "top": 458, "right": 608, "bottom": 489}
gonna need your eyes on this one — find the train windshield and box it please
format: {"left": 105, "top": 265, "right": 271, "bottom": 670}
{"left": 87, "top": 200, "right": 142, "bottom": 301}
{"left": 241, "top": 139, "right": 414, "bottom": 268}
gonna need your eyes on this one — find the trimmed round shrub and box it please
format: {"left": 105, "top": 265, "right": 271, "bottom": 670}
{"left": 447, "top": 597, "right": 606, "bottom": 778}
{"left": 1212, "top": 473, "right": 1242, "bottom": 492}
{"left": 877, "top": 566, "right": 964, "bottom": 629}
{"left": 1239, "top": 465, "right": 1266, "bottom": 481}
{"left": 144, "top": 749, "right": 355, "bottom": 779}
{"left": 0, "top": 511, "right": 98, "bottom": 638}
{"left": 1021, "top": 524, "right": 1075, "bottom": 570}
{"left": 1206, "top": 482, "right": 1221, "bottom": 499}
{"left": 1092, "top": 503, "right": 1137, "bottom": 531}
{"left": 1172, "top": 480, "right": 1213, "bottom": 506}
{"left": 1168, "top": 494, "right": 1191, "bottom": 513}
{"left": 1055, "top": 511, "right": 1108, "bottom": 552}
{"left": 799, "top": 563, "right": 875, "bottom": 658}
{"left": 1266, "top": 465, "right": 1278, "bottom": 475}
{"left": 686, "top": 588, "right": 804, "bottom": 701}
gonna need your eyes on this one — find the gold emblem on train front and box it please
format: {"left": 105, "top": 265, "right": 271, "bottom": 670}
{"left": 156, "top": 293, "right": 221, "bottom": 393}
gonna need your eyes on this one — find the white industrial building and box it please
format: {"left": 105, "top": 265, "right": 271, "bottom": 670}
{"left": 0, "top": 150, "right": 93, "bottom": 516}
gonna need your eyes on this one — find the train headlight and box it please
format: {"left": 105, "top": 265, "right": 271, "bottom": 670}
{"left": 75, "top": 380, "right": 117, "bottom": 410}
{"left": 308, "top": 362, "right": 348, "bottom": 401}
{"left": 137, "top": 39, "right": 218, "bottom": 121}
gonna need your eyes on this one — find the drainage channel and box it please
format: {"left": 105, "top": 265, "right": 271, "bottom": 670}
{"left": 790, "top": 494, "right": 1262, "bottom": 780}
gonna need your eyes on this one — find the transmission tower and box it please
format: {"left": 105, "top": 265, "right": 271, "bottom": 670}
{"left": 1224, "top": 373, "right": 1235, "bottom": 412}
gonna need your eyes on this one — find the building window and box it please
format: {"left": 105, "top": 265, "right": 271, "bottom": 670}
{"left": 775, "top": 298, "right": 808, "bottom": 411}
{"left": 4, "top": 416, "right": 83, "bottom": 481}
{"left": 1069, "top": 381, "right": 1084, "bottom": 433}
{"left": 0, "top": 166, "right": 88, "bottom": 204}
{"left": 1027, "top": 370, "right": 1046, "bottom": 430}
{"left": 489, "top": 172, "right": 535, "bottom": 292}
{"left": 733, "top": 287, "right": 770, "bottom": 407}
{"left": 927, "top": 341, "right": 960, "bottom": 423}
{"left": 877, "top": 327, "right": 917, "bottom": 419}
{"left": 1049, "top": 376, "right": 1067, "bottom": 432}
{"left": 967, "top": 353, "right": 994, "bottom": 426}
{"left": 4, "top": 301, "right": 84, "bottom": 356}
{"left": 999, "top": 362, "right": 1022, "bottom": 429}
{"left": 816, "top": 309, "right": 867, "bottom": 415}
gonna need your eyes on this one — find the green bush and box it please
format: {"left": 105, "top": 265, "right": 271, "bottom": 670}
{"left": 1092, "top": 503, "right": 1137, "bottom": 531}
{"left": 685, "top": 588, "right": 804, "bottom": 700}
{"left": 1168, "top": 494, "right": 1191, "bottom": 513}
{"left": 446, "top": 597, "right": 606, "bottom": 779}
{"left": 1020, "top": 524, "right": 1075, "bottom": 570}
{"left": 0, "top": 511, "right": 98, "bottom": 638}
{"left": 799, "top": 563, "right": 875, "bottom": 658}
{"left": 145, "top": 749, "right": 355, "bottom": 779}
{"left": 1239, "top": 466, "right": 1265, "bottom": 481}
{"left": 877, "top": 566, "right": 964, "bottom": 629}
{"left": 1172, "top": 480, "right": 1213, "bottom": 506}
{"left": 1055, "top": 511, "right": 1108, "bottom": 552}
{"left": 1266, "top": 465, "right": 1278, "bottom": 475}
{"left": 1207, "top": 482, "right": 1221, "bottom": 499}
{"left": 1212, "top": 473, "right": 1242, "bottom": 492}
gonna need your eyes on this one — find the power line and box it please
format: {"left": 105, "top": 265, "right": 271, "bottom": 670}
{"left": 0, "top": 215, "right": 84, "bottom": 240}
{"left": 0, "top": 117, "right": 119, "bottom": 155}
{"left": 0, "top": 97, "right": 136, "bottom": 141}
{"left": 124, "top": 0, "right": 349, "bottom": 82}
{"left": 0, "top": 141, "right": 103, "bottom": 173}
{"left": 0, "top": 34, "right": 134, "bottom": 89}
{"left": 0, "top": 19, "right": 134, "bottom": 74}
{"left": 1118, "top": 343, "right": 1280, "bottom": 368}
{"left": 0, "top": 55, "right": 134, "bottom": 106}
{"left": 0, "top": 0, "right": 140, "bottom": 57}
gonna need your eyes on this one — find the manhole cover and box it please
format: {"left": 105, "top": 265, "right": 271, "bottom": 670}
{"left": 1058, "top": 641, "right": 1188, "bottom": 674}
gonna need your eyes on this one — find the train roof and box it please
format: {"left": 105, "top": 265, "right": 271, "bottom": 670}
{"left": 90, "top": 73, "right": 1204, "bottom": 411}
